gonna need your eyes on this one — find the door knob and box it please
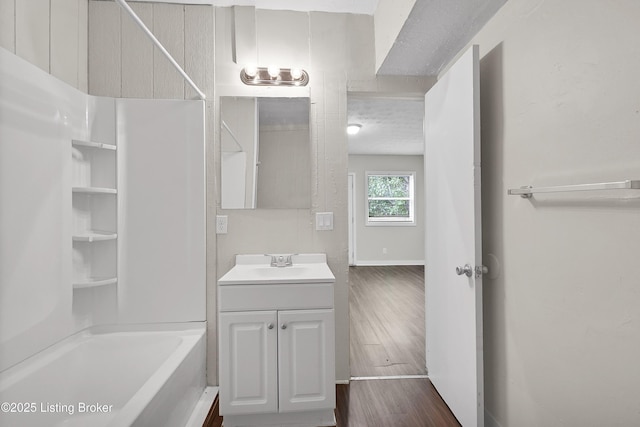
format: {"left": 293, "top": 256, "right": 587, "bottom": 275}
{"left": 281, "top": 324, "right": 287, "bottom": 330}
{"left": 456, "top": 264, "right": 473, "bottom": 277}
{"left": 267, "top": 323, "right": 274, "bottom": 330}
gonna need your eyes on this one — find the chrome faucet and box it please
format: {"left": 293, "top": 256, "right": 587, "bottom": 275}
{"left": 267, "top": 254, "right": 294, "bottom": 268}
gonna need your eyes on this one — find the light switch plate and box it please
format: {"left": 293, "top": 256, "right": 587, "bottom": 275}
{"left": 216, "top": 215, "right": 228, "bottom": 234}
{"left": 316, "top": 212, "right": 333, "bottom": 231}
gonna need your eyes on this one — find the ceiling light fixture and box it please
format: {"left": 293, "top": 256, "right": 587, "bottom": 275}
{"left": 347, "top": 124, "right": 362, "bottom": 135}
{"left": 240, "top": 66, "right": 309, "bottom": 86}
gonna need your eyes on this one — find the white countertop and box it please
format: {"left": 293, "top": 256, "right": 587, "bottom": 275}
{"left": 218, "top": 254, "right": 336, "bottom": 285}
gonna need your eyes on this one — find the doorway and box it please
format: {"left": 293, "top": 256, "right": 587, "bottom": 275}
{"left": 347, "top": 95, "right": 427, "bottom": 379}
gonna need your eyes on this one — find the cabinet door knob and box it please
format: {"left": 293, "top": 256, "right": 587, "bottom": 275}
{"left": 267, "top": 323, "right": 274, "bottom": 329}
{"left": 281, "top": 324, "right": 287, "bottom": 330}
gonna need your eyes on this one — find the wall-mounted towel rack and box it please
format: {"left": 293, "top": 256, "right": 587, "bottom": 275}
{"left": 508, "top": 180, "right": 640, "bottom": 198}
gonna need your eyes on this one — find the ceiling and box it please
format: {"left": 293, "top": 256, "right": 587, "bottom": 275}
{"left": 348, "top": 97, "right": 424, "bottom": 156}
{"left": 378, "top": 0, "right": 506, "bottom": 76}
{"left": 350, "top": 0, "right": 505, "bottom": 156}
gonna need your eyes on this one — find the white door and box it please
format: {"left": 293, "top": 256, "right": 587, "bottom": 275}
{"left": 425, "top": 45, "right": 484, "bottom": 427}
{"left": 278, "top": 309, "right": 336, "bottom": 413}
{"left": 219, "top": 311, "right": 278, "bottom": 415}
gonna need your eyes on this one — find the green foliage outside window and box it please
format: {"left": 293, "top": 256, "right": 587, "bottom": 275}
{"left": 367, "top": 175, "right": 411, "bottom": 219}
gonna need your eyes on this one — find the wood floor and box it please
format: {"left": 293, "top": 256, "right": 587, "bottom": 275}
{"left": 207, "top": 381, "right": 460, "bottom": 427}
{"left": 350, "top": 265, "right": 427, "bottom": 376}
{"left": 336, "top": 381, "right": 460, "bottom": 427}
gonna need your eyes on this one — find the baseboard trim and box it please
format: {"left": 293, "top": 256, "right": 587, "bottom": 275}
{"left": 350, "top": 375, "right": 429, "bottom": 381}
{"left": 335, "top": 379, "right": 350, "bottom": 385}
{"left": 354, "top": 260, "right": 424, "bottom": 266}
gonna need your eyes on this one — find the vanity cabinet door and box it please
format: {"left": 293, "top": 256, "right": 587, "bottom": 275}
{"left": 277, "top": 309, "right": 335, "bottom": 413}
{"left": 219, "top": 311, "right": 278, "bottom": 415}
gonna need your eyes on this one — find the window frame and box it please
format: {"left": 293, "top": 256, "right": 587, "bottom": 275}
{"left": 365, "top": 171, "right": 416, "bottom": 227}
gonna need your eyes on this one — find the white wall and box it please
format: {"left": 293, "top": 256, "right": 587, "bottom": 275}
{"left": 0, "top": 48, "right": 92, "bottom": 371}
{"left": 0, "top": 0, "right": 88, "bottom": 91}
{"left": 458, "top": 0, "right": 640, "bottom": 425}
{"left": 348, "top": 155, "right": 424, "bottom": 265}
{"left": 116, "top": 99, "right": 206, "bottom": 324}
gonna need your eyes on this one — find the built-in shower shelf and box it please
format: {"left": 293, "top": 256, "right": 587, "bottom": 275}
{"left": 71, "top": 135, "right": 117, "bottom": 291}
{"left": 72, "top": 187, "right": 117, "bottom": 194}
{"left": 73, "top": 277, "right": 118, "bottom": 289}
{"left": 72, "top": 139, "right": 117, "bottom": 150}
{"left": 72, "top": 232, "right": 118, "bottom": 242}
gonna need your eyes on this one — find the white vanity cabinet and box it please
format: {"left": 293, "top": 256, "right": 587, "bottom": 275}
{"left": 218, "top": 254, "right": 336, "bottom": 427}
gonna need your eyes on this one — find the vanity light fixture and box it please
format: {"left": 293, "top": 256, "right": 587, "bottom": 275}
{"left": 347, "top": 124, "right": 362, "bottom": 135}
{"left": 240, "top": 65, "right": 309, "bottom": 86}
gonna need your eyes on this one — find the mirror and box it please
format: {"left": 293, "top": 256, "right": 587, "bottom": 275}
{"left": 221, "top": 97, "right": 311, "bottom": 209}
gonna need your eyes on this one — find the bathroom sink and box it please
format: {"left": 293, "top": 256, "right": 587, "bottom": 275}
{"left": 218, "top": 254, "right": 335, "bottom": 285}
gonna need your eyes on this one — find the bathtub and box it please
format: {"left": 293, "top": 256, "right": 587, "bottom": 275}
{"left": 0, "top": 323, "right": 206, "bottom": 427}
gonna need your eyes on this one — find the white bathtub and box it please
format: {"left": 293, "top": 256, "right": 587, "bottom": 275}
{"left": 0, "top": 323, "right": 206, "bottom": 427}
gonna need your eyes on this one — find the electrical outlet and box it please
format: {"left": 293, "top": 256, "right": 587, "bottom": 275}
{"left": 382, "top": 248, "right": 388, "bottom": 255}
{"left": 216, "top": 215, "right": 228, "bottom": 234}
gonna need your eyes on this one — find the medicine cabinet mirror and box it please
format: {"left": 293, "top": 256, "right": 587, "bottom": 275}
{"left": 220, "top": 97, "right": 311, "bottom": 209}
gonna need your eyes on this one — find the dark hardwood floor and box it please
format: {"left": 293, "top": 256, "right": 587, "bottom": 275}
{"left": 350, "top": 265, "right": 427, "bottom": 377}
{"left": 207, "top": 381, "right": 460, "bottom": 427}
{"left": 336, "top": 380, "right": 460, "bottom": 427}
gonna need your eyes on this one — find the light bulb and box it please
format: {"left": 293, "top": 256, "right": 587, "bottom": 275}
{"left": 347, "top": 124, "right": 362, "bottom": 135}
{"left": 244, "top": 64, "right": 258, "bottom": 78}
{"left": 290, "top": 68, "right": 303, "bottom": 80}
{"left": 267, "top": 65, "right": 280, "bottom": 78}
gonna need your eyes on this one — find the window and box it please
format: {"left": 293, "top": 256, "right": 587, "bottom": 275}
{"left": 366, "top": 171, "right": 415, "bottom": 226}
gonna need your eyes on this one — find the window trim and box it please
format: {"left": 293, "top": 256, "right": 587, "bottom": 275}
{"left": 365, "top": 171, "right": 416, "bottom": 227}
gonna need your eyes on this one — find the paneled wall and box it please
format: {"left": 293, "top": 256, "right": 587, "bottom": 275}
{"left": 0, "top": 0, "right": 88, "bottom": 91}
{"left": 88, "top": 0, "right": 217, "bottom": 384}
{"left": 88, "top": 1, "right": 213, "bottom": 99}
